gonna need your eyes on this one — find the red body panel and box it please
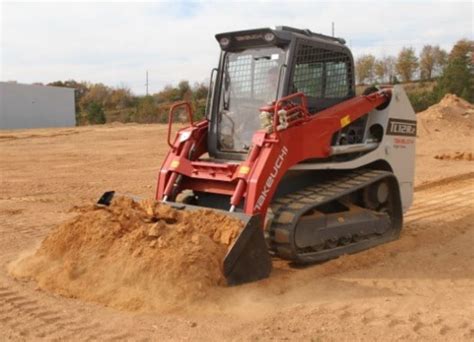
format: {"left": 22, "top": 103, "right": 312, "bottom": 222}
{"left": 156, "top": 90, "right": 391, "bottom": 219}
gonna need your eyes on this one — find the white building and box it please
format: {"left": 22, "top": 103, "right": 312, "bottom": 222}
{"left": 0, "top": 82, "right": 75, "bottom": 130}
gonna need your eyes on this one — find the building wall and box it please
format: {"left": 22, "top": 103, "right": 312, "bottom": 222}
{"left": 0, "top": 82, "right": 75, "bottom": 130}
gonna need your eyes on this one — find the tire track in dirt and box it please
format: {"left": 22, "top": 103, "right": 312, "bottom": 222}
{"left": 0, "top": 130, "right": 82, "bottom": 142}
{"left": 414, "top": 172, "right": 474, "bottom": 191}
{"left": 0, "top": 223, "right": 48, "bottom": 262}
{"left": 406, "top": 182, "right": 473, "bottom": 223}
{"left": 0, "top": 285, "right": 140, "bottom": 341}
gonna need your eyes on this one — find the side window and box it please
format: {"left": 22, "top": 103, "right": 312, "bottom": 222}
{"left": 326, "top": 61, "right": 348, "bottom": 98}
{"left": 293, "top": 62, "right": 323, "bottom": 97}
{"left": 292, "top": 45, "right": 323, "bottom": 97}
{"left": 291, "top": 44, "right": 351, "bottom": 99}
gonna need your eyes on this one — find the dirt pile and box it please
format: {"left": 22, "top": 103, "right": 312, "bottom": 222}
{"left": 417, "top": 94, "right": 474, "bottom": 137}
{"left": 9, "top": 197, "right": 242, "bottom": 311}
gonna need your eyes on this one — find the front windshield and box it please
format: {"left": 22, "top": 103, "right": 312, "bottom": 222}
{"left": 218, "top": 47, "right": 286, "bottom": 152}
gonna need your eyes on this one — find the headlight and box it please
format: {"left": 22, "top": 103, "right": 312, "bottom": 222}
{"left": 264, "top": 33, "right": 275, "bottom": 42}
{"left": 219, "top": 37, "right": 230, "bottom": 47}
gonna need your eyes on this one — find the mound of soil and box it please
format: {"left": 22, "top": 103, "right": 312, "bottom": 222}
{"left": 417, "top": 94, "right": 474, "bottom": 138}
{"left": 9, "top": 197, "right": 242, "bottom": 311}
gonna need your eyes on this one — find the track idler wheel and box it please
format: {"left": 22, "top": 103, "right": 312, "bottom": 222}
{"left": 363, "top": 180, "right": 389, "bottom": 209}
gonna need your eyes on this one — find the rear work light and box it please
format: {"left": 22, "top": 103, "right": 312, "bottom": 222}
{"left": 264, "top": 33, "right": 275, "bottom": 42}
{"left": 219, "top": 37, "right": 230, "bottom": 47}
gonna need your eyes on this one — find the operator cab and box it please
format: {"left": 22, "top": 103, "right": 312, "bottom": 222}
{"left": 207, "top": 26, "right": 355, "bottom": 160}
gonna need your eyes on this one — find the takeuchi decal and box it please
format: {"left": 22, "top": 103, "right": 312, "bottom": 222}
{"left": 254, "top": 146, "right": 289, "bottom": 211}
{"left": 386, "top": 118, "right": 417, "bottom": 137}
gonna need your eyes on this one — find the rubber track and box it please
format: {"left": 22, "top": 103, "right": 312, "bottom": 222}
{"left": 270, "top": 169, "right": 400, "bottom": 263}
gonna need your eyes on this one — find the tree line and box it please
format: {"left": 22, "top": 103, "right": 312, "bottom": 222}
{"left": 44, "top": 38, "right": 471, "bottom": 125}
{"left": 45, "top": 80, "right": 208, "bottom": 125}
{"left": 355, "top": 39, "right": 473, "bottom": 111}
{"left": 355, "top": 45, "right": 447, "bottom": 84}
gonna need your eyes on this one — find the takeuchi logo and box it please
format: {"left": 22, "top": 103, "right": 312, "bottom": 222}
{"left": 254, "top": 146, "right": 288, "bottom": 211}
{"left": 235, "top": 34, "right": 264, "bottom": 41}
{"left": 386, "top": 118, "right": 417, "bottom": 137}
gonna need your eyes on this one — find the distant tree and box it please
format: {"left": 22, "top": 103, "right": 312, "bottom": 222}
{"left": 178, "top": 80, "right": 190, "bottom": 95}
{"left": 108, "top": 86, "right": 133, "bottom": 110}
{"left": 449, "top": 38, "right": 474, "bottom": 61}
{"left": 154, "top": 85, "right": 181, "bottom": 103}
{"left": 136, "top": 95, "right": 157, "bottom": 122}
{"left": 192, "top": 82, "right": 208, "bottom": 100}
{"left": 374, "top": 58, "right": 388, "bottom": 83}
{"left": 355, "top": 54, "right": 376, "bottom": 84}
{"left": 433, "top": 47, "right": 448, "bottom": 77}
{"left": 79, "top": 83, "right": 110, "bottom": 111}
{"left": 86, "top": 101, "right": 106, "bottom": 124}
{"left": 419, "top": 45, "right": 447, "bottom": 80}
{"left": 396, "top": 47, "right": 419, "bottom": 82}
{"left": 434, "top": 39, "right": 473, "bottom": 102}
{"left": 191, "top": 82, "right": 209, "bottom": 120}
{"left": 380, "top": 56, "right": 397, "bottom": 83}
{"left": 178, "top": 80, "right": 192, "bottom": 102}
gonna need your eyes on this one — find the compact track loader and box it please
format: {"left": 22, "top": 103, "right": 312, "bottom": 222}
{"left": 99, "top": 26, "right": 416, "bottom": 285}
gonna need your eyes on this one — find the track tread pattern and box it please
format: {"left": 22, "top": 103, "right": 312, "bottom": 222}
{"left": 270, "top": 169, "right": 398, "bottom": 262}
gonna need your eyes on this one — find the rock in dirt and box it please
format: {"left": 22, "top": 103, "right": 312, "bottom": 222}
{"left": 9, "top": 197, "right": 243, "bottom": 312}
{"left": 434, "top": 152, "right": 473, "bottom": 161}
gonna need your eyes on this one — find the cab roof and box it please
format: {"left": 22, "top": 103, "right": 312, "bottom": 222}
{"left": 215, "top": 26, "right": 347, "bottom": 52}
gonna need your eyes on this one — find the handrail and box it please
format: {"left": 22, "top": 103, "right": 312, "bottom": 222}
{"left": 273, "top": 92, "right": 309, "bottom": 133}
{"left": 274, "top": 64, "right": 287, "bottom": 102}
{"left": 167, "top": 101, "right": 194, "bottom": 148}
{"left": 205, "top": 68, "right": 218, "bottom": 120}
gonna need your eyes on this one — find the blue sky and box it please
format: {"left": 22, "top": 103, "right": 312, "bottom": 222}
{"left": 1, "top": 1, "right": 472, "bottom": 94}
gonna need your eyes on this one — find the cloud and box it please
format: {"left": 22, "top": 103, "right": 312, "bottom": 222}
{"left": 1, "top": 1, "right": 472, "bottom": 94}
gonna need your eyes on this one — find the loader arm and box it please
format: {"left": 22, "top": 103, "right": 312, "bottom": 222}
{"left": 156, "top": 89, "right": 391, "bottom": 217}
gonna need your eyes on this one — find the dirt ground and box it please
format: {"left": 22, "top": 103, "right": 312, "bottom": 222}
{"left": 0, "top": 97, "right": 473, "bottom": 341}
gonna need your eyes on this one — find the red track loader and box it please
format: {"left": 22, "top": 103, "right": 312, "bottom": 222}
{"left": 99, "top": 26, "right": 416, "bottom": 285}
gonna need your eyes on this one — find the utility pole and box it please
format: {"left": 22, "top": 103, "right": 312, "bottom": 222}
{"left": 145, "top": 70, "right": 149, "bottom": 96}
{"left": 331, "top": 22, "right": 335, "bottom": 37}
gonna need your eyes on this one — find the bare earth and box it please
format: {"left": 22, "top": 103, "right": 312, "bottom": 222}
{"left": 0, "top": 97, "right": 473, "bottom": 341}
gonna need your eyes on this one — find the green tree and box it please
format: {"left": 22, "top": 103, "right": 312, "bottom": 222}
{"left": 434, "top": 58, "right": 473, "bottom": 102}
{"left": 86, "top": 101, "right": 106, "bottom": 124}
{"left": 396, "top": 47, "right": 418, "bottom": 82}
{"left": 433, "top": 39, "right": 473, "bottom": 102}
